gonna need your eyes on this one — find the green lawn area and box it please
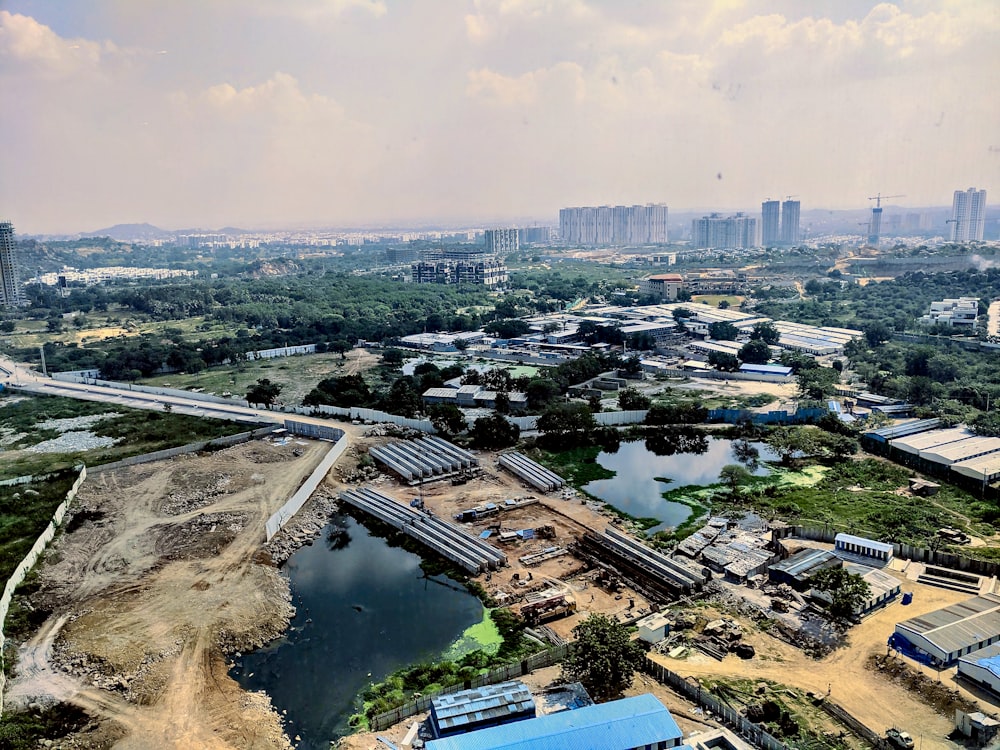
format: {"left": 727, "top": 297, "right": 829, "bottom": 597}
{"left": 0, "top": 473, "right": 78, "bottom": 584}
{"left": 0, "top": 392, "right": 251, "bottom": 480}
{"left": 690, "top": 294, "right": 745, "bottom": 308}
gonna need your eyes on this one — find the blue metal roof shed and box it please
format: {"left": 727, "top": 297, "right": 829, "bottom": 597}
{"left": 425, "top": 693, "right": 683, "bottom": 750}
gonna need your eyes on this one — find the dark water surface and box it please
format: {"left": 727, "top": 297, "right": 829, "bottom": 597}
{"left": 231, "top": 513, "right": 483, "bottom": 748}
{"left": 583, "top": 437, "right": 777, "bottom": 534}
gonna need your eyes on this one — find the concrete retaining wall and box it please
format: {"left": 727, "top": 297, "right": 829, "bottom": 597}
{"left": 49, "top": 373, "right": 251, "bottom": 407}
{"left": 265, "top": 435, "right": 349, "bottom": 541}
{"left": 0, "top": 466, "right": 87, "bottom": 713}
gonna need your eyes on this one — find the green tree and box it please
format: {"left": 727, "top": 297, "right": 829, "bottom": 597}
{"left": 618, "top": 387, "right": 651, "bottom": 411}
{"left": 708, "top": 351, "right": 740, "bottom": 372}
{"left": 470, "top": 413, "right": 520, "bottom": 450}
{"left": 719, "top": 464, "right": 752, "bottom": 498}
{"left": 797, "top": 367, "right": 840, "bottom": 400}
{"left": 428, "top": 404, "right": 467, "bottom": 438}
{"left": 738, "top": 340, "right": 771, "bottom": 365}
{"left": 537, "top": 402, "right": 596, "bottom": 436}
{"left": 807, "top": 567, "right": 871, "bottom": 618}
{"left": 708, "top": 321, "right": 739, "bottom": 341}
{"left": 381, "top": 348, "right": 406, "bottom": 367}
{"left": 246, "top": 378, "right": 282, "bottom": 407}
{"left": 619, "top": 356, "right": 643, "bottom": 377}
{"left": 562, "top": 614, "right": 646, "bottom": 702}
{"left": 750, "top": 321, "right": 780, "bottom": 345}
{"left": 863, "top": 321, "right": 892, "bottom": 347}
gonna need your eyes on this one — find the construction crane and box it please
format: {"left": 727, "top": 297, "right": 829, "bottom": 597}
{"left": 867, "top": 193, "right": 904, "bottom": 208}
{"left": 785, "top": 194, "right": 799, "bottom": 201}
{"left": 866, "top": 193, "right": 904, "bottom": 246}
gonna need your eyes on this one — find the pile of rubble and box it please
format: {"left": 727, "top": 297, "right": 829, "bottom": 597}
{"left": 364, "top": 423, "right": 420, "bottom": 439}
{"left": 159, "top": 474, "right": 235, "bottom": 515}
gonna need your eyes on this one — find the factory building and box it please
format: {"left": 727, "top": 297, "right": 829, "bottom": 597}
{"left": 430, "top": 681, "right": 535, "bottom": 738}
{"left": 958, "top": 642, "right": 1000, "bottom": 697}
{"left": 834, "top": 533, "right": 894, "bottom": 564}
{"left": 425, "top": 693, "right": 684, "bottom": 750}
{"left": 768, "top": 548, "right": 841, "bottom": 590}
{"left": 892, "top": 594, "right": 1000, "bottom": 666}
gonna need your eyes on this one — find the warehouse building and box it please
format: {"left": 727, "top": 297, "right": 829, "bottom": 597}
{"left": 919, "top": 437, "right": 1000, "bottom": 467}
{"left": 811, "top": 564, "right": 900, "bottom": 616}
{"left": 958, "top": 642, "right": 1000, "bottom": 697}
{"left": 892, "top": 593, "right": 1000, "bottom": 666}
{"left": 425, "top": 693, "right": 684, "bottom": 750}
{"left": 834, "top": 533, "right": 894, "bottom": 564}
{"left": 768, "top": 548, "right": 841, "bottom": 590}
{"left": 430, "top": 681, "right": 535, "bottom": 738}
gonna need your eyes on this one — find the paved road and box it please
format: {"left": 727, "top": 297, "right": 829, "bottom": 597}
{"left": 0, "top": 355, "right": 366, "bottom": 439}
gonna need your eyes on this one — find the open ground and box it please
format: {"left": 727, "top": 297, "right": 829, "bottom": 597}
{"left": 6, "top": 439, "right": 329, "bottom": 749}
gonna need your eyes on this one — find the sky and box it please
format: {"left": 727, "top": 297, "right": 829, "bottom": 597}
{"left": 1, "top": 0, "right": 998, "bottom": 234}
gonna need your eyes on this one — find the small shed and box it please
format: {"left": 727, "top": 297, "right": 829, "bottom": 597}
{"left": 637, "top": 612, "right": 671, "bottom": 644}
{"left": 834, "top": 532, "right": 894, "bottom": 563}
{"left": 429, "top": 680, "right": 536, "bottom": 739}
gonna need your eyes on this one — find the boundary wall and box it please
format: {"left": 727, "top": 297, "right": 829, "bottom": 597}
{"left": 49, "top": 373, "right": 251, "bottom": 408}
{"left": 87, "top": 426, "right": 278, "bottom": 474}
{"left": 369, "top": 644, "right": 570, "bottom": 732}
{"left": 0, "top": 470, "right": 72, "bottom": 488}
{"left": 644, "top": 367, "right": 794, "bottom": 384}
{"left": 773, "top": 524, "right": 1000, "bottom": 578}
{"left": 283, "top": 404, "right": 435, "bottom": 433}
{"left": 0, "top": 466, "right": 87, "bottom": 713}
{"left": 265, "top": 434, "right": 349, "bottom": 541}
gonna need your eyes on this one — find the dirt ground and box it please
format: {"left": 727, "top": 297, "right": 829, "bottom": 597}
{"left": 6, "top": 438, "right": 330, "bottom": 750}
{"left": 656, "top": 579, "right": 991, "bottom": 750}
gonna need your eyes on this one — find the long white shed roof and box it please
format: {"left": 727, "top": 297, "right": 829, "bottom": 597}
{"left": 920, "top": 437, "right": 1000, "bottom": 466}
{"left": 952, "top": 453, "right": 1000, "bottom": 483}
{"left": 891, "top": 427, "right": 975, "bottom": 455}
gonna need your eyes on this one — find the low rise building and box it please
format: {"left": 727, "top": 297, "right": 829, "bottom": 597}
{"left": 425, "top": 693, "right": 684, "bottom": 750}
{"left": 640, "top": 274, "right": 684, "bottom": 301}
{"left": 892, "top": 593, "right": 1000, "bottom": 666}
{"left": 768, "top": 548, "right": 841, "bottom": 590}
{"left": 921, "top": 297, "right": 979, "bottom": 330}
{"left": 810, "top": 563, "right": 900, "bottom": 616}
{"left": 834, "top": 533, "right": 894, "bottom": 564}
{"left": 429, "top": 681, "right": 535, "bottom": 739}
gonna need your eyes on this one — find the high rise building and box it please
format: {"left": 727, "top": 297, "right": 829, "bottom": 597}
{"left": 484, "top": 228, "right": 519, "bottom": 255}
{"left": 761, "top": 200, "right": 780, "bottom": 246}
{"left": 950, "top": 188, "right": 987, "bottom": 242}
{"left": 780, "top": 200, "right": 801, "bottom": 244}
{"left": 691, "top": 213, "right": 757, "bottom": 249}
{"left": 558, "top": 204, "right": 668, "bottom": 245}
{"left": 868, "top": 206, "right": 883, "bottom": 246}
{"left": 0, "top": 221, "right": 26, "bottom": 308}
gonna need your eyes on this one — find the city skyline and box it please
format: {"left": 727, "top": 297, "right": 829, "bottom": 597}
{"left": 1, "top": 1, "right": 998, "bottom": 234}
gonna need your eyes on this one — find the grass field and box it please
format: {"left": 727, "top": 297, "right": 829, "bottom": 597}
{"left": 0, "top": 392, "right": 250, "bottom": 480}
{"left": 0, "top": 313, "right": 234, "bottom": 349}
{"left": 689, "top": 294, "right": 746, "bottom": 308}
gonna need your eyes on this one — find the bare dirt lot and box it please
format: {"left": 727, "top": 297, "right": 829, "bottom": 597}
{"left": 7, "top": 439, "right": 329, "bottom": 750}
{"left": 656, "top": 581, "right": 989, "bottom": 750}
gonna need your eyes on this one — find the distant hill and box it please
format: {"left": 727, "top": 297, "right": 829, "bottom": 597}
{"left": 82, "top": 223, "right": 173, "bottom": 241}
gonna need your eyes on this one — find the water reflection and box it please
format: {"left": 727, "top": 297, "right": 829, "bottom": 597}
{"left": 231, "top": 514, "right": 482, "bottom": 748}
{"left": 583, "top": 435, "right": 776, "bottom": 534}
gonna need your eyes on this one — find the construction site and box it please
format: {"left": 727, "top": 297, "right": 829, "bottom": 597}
{"left": 4, "top": 421, "right": 1000, "bottom": 750}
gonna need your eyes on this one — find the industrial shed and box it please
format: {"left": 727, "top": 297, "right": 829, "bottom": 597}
{"left": 865, "top": 418, "right": 941, "bottom": 444}
{"left": 958, "top": 642, "right": 1000, "bottom": 696}
{"left": 953, "top": 453, "right": 1000, "bottom": 485}
{"left": 425, "top": 694, "right": 684, "bottom": 750}
{"left": 834, "top": 533, "right": 893, "bottom": 564}
{"left": 430, "top": 681, "right": 536, "bottom": 738}
{"left": 892, "top": 593, "right": 1000, "bottom": 666}
{"left": 811, "top": 564, "right": 900, "bottom": 616}
{"left": 889, "top": 426, "right": 974, "bottom": 455}
{"left": 919, "top": 437, "right": 1000, "bottom": 467}
{"left": 768, "top": 548, "right": 841, "bottom": 590}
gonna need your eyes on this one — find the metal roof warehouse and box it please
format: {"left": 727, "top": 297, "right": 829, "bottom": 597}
{"left": 424, "top": 693, "right": 684, "bottom": 750}
{"left": 894, "top": 594, "right": 1000, "bottom": 665}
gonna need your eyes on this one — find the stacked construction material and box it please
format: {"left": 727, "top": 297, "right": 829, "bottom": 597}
{"left": 498, "top": 452, "right": 565, "bottom": 492}
{"left": 578, "top": 527, "right": 707, "bottom": 598}
{"left": 369, "top": 436, "right": 479, "bottom": 481}
{"left": 339, "top": 486, "right": 506, "bottom": 573}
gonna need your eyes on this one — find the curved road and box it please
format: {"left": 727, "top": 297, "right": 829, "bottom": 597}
{"left": 0, "top": 355, "right": 366, "bottom": 439}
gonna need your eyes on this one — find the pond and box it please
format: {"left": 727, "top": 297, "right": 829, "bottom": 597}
{"left": 582, "top": 435, "right": 778, "bottom": 534}
{"left": 231, "top": 514, "right": 484, "bottom": 748}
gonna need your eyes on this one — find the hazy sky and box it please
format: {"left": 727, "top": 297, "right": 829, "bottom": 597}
{"left": 2, "top": 0, "right": 998, "bottom": 233}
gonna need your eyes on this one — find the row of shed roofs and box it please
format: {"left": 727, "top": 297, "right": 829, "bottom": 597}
{"left": 866, "top": 419, "right": 1000, "bottom": 484}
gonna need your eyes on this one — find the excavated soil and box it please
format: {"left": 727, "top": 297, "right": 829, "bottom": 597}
{"left": 6, "top": 439, "right": 329, "bottom": 750}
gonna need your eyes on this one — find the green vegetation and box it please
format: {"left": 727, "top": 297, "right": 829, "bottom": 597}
{"left": 561, "top": 613, "right": 646, "bottom": 701}
{"left": 353, "top": 607, "right": 542, "bottom": 728}
{"left": 0, "top": 393, "right": 250, "bottom": 479}
{"left": 0, "top": 703, "right": 91, "bottom": 750}
{"left": 807, "top": 567, "right": 871, "bottom": 618}
{"left": 0, "top": 473, "right": 78, "bottom": 585}
{"left": 531, "top": 445, "right": 615, "bottom": 485}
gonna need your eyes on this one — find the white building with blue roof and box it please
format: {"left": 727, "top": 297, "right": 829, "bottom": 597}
{"left": 958, "top": 641, "right": 1000, "bottom": 695}
{"left": 424, "top": 693, "right": 684, "bottom": 750}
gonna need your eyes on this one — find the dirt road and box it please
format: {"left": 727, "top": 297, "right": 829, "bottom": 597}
{"left": 656, "top": 582, "right": 981, "bottom": 750}
{"left": 8, "top": 439, "right": 329, "bottom": 749}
